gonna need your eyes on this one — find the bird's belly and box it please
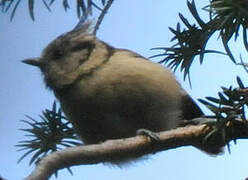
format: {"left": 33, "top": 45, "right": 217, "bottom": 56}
{"left": 57, "top": 68, "right": 183, "bottom": 144}
{"left": 59, "top": 90, "right": 182, "bottom": 145}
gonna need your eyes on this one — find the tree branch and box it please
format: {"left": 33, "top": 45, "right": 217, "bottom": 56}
{"left": 24, "top": 118, "right": 248, "bottom": 180}
{"left": 93, "top": 0, "right": 114, "bottom": 35}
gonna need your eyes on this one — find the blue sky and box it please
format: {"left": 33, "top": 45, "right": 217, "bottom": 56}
{"left": 1, "top": 0, "right": 248, "bottom": 179}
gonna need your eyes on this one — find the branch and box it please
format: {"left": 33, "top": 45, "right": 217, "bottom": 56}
{"left": 24, "top": 118, "right": 248, "bottom": 180}
{"left": 93, "top": 0, "right": 114, "bottom": 35}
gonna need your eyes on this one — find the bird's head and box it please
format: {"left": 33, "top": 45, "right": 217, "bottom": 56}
{"left": 22, "top": 21, "right": 99, "bottom": 90}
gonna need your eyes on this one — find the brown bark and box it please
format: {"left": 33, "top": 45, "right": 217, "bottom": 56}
{"left": 25, "top": 118, "right": 248, "bottom": 180}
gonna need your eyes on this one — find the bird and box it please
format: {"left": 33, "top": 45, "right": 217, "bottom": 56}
{"left": 22, "top": 21, "right": 219, "bottom": 164}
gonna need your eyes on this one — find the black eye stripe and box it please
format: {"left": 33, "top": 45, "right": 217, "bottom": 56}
{"left": 71, "top": 41, "right": 94, "bottom": 52}
{"left": 52, "top": 48, "right": 65, "bottom": 58}
{"left": 45, "top": 40, "right": 70, "bottom": 59}
{"left": 44, "top": 40, "right": 95, "bottom": 61}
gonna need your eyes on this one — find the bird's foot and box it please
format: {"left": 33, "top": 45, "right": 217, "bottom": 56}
{"left": 136, "top": 128, "right": 160, "bottom": 142}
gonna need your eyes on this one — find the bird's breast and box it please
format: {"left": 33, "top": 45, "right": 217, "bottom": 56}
{"left": 56, "top": 54, "right": 184, "bottom": 144}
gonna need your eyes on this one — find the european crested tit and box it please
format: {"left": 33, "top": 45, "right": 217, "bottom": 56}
{"left": 23, "top": 22, "right": 220, "bottom": 163}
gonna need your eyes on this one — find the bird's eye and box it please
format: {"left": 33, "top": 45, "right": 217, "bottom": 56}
{"left": 52, "top": 48, "right": 64, "bottom": 59}
{"left": 48, "top": 39, "right": 71, "bottom": 60}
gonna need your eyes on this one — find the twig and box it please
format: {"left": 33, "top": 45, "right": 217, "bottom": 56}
{"left": 93, "top": 0, "right": 114, "bottom": 35}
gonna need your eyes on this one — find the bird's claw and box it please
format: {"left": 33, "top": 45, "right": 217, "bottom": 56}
{"left": 136, "top": 128, "right": 160, "bottom": 142}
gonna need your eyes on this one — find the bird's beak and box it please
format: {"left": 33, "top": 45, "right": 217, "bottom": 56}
{"left": 22, "top": 58, "right": 43, "bottom": 67}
